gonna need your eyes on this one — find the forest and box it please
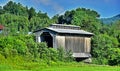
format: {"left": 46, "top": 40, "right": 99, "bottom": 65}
{"left": 0, "top": 1, "right": 120, "bottom": 70}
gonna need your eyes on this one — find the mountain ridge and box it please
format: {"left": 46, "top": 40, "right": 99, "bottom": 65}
{"left": 100, "top": 14, "right": 120, "bottom": 24}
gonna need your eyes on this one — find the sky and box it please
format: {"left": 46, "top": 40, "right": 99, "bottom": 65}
{"left": 0, "top": 0, "right": 120, "bottom": 18}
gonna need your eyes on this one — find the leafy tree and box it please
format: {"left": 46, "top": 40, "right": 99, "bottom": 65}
{"left": 28, "top": 7, "right": 36, "bottom": 20}
{"left": 0, "top": 13, "right": 29, "bottom": 34}
{"left": 92, "top": 34, "right": 119, "bottom": 64}
{"left": 108, "top": 48, "right": 120, "bottom": 65}
{"left": 3, "top": 1, "right": 14, "bottom": 14}
{"left": 0, "top": 1, "right": 52, "bottom": 34}
{"left": 51, "top": 14, "right": 59, "bottom": 23}
{"left": 29, "top": 16, "right": 51, "bottom": 31}
{"left": 37, "top": 11, "right": 49, "bottom": 19}
{"left": 3, "top": 1, "right": 28, "bottom": 16}
{"left": 57, "top": 8, "right": 101, "bottom": 34}
{"left": 0, "top": 6, "right": 5, "bottom": 14}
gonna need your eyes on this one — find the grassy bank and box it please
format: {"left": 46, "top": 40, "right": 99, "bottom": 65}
{"left": 0, "top": 62, "right": 120, "bottom": 71}
{"left": 41, "top": 66, "right": 120, "bottom": 71}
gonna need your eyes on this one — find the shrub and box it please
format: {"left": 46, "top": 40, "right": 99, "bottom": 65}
{"left": 0, "top": 53, "right": 6, "bottom": 63}
{"left": 0, "top": 35, "right": 74, "bottom": 66}
{"left": 37, "top": 42, "right": 48, "bottom": 59}
{"left": 49, "top": 48, "right": 58, "bottom": 62}
{"left": 91, "top": 34, "right": 119, "bottom": 65}
{"left": 108, "top": 48, "right": 120, "bottom": 65}
{"left": 57, "top": 47, "right": 74, "bottom": 62}
{"left": 0, "top": 36, "right": 28, "bottom": 58}
{"left": 37, "top": 43, "right": 74, "bottom": 63}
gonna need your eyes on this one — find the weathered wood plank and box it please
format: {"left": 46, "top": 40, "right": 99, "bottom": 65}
{"left": 56, "top": 35, "right": 65, "bottom": 49}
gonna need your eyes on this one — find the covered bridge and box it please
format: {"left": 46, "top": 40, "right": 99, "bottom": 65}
{"left": 34, "top": 24, "right": 93, "bottom": 58}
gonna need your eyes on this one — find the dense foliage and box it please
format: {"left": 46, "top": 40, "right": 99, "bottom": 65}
{"left": 0, "top": 1, "right": 52, "bottom": 34}
{"left": 0, "top": 35, "right": 73, "bottom": 65}
{"left": 0, "top": 1, "right": 120, "bottom": 66}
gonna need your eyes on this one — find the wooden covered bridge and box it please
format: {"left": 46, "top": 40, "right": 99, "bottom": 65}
{"left": 34, "top": 24, "right": 93, "bottom": 58}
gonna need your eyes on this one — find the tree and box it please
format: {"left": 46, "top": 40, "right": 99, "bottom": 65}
{"left": 57, "top": 8, "right": 101, "bottom": 34}
{"left": 0, "top": 13, "right": 29, "bottom": 34}
{"left": 51, "top": 14, "right": 59, "bottom": 23}
{"left": 0, "top": 6, "right": 4, "bottom": 14}
{"left": 3, "top": 1, "right": 14, "bottom": 13}
{"left": 3, "top": 1, "right": 28, "bottom": 16}
{"left": 28, "top": 7, "right": 36, "bottom": 20}
{"left": 91, "top": 34, "right": 119, "bottom": 64}
{"left": 37, "top": 11, "right": 49, "bottom": 19}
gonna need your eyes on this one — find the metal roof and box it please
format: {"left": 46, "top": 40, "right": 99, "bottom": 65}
{"left": 50, "top": 24, "right": 80, "bottom": 28}
{"left": 49, "top": 24, "right": 80, "bottom": 30}
{"left": 45, "top": 27, "right": 93, "bottom": 35}
{"left": 34, "top": 24, "right": 94, "bottom": 36}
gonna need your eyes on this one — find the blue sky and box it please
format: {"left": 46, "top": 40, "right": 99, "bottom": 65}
{"left": 0, "top": 0, "right": 120, "bottom": 18}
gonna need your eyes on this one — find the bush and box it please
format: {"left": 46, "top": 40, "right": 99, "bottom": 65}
{"left": 37, "top": 43, "right": 74, "bottom": 63}
{"left": 0, "top": 34, "right": 74, "bottom": 66}
{"left": 92, "top": 57, "right": 108, "bottom": 65}
{"left": 0, "top": 53, "right": 6, "bottom": 63}
{"left": 108, "top": 48, "right": 120, "bottom": 66}
{"left": 57, "top": 47, "right": 74, "bottom": 62}
{"left": 0, "top": 36, "right": 28, "bottom": 58}
{"left": 91, "top": 34, "right": 119, "bottom": 65}
{"left": 49, "top": 48, "right": 58, "bottom": 62}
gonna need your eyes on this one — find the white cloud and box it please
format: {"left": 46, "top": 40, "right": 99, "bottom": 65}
{"left": 59, "top": 11, "right": 65, "bottom": 15}
{"left": 0, "top": 0, "right": 7, "bottom": 7}
{"left": 37, "top": 0, "right": 51, "bottom": 5}
{"left": 33, "top": 0, "right": 64, "bottom": 14}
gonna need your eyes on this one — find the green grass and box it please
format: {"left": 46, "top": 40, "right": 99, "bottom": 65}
{"left": 0, "top": 62, "right": 120, "bottom": 71}
{"left": 40, "top": 66, "right": 120, "bottom": 71}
